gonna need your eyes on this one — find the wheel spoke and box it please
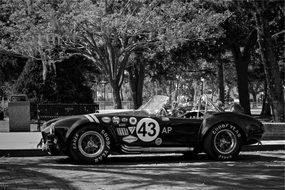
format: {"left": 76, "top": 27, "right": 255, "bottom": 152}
{"left": 214, "top": 129, "right": 237, "bottom": 154}
{"left": 78, "top": 131, "right": 105, "bottom": 158}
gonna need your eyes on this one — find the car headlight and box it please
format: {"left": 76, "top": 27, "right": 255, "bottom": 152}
{"left": 41, "top": 122, "right": 47, "bottom": 131}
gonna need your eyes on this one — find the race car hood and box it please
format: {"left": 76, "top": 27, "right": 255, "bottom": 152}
{"left": 41, "top": 115, "right": 86, "bottom": 130}
{"left": 41, "top": 108, "right": 151, "bottom": 133}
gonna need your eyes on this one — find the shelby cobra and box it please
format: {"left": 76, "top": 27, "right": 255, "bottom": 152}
{"left": 40, "top": 95, "right": 264, "bottom": 163}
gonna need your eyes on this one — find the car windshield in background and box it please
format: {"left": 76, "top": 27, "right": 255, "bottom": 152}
{"left": 137, "top": 95, "right": 169, "bottom": 115}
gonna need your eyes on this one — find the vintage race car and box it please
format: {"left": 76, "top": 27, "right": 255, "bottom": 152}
{"left": 40, "top": 95, "right": 264, "bottom": 163}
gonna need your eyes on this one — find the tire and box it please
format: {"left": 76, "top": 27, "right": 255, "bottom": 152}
{"left": 203, "top": 123, "right": 242, "bottom": 161}
{"left": 69, "top": 125, "right": 111, "bottom": 163}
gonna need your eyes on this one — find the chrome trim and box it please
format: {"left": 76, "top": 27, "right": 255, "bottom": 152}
{"left": 121, "top": 145, "right": 193, "bottom": 153}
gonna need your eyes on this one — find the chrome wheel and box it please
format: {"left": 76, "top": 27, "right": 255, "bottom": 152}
{"left": 214, "top": 129, "right": 237, "bottom": 154}
{"left": 78, "top": 131, "right": 105, "bottom": 158}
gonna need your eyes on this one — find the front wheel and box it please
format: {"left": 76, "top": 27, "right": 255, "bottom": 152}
{"left": 69, "top": 125, "right": 111, "bottom": 163}
{"left": 203, "top": 123, "right": 242, "bottom": 160}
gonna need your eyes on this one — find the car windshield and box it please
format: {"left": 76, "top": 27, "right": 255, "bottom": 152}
{"left": 137, "top": 95, "right": 169, "bottom": 115}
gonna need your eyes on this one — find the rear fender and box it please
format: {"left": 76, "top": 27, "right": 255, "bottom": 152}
{"left": 198, "top": 114, "right": 247, "bottom": 145}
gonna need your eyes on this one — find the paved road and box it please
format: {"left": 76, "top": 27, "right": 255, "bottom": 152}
{"left": 0, "top": 151, "right": 284, "bottom": 190}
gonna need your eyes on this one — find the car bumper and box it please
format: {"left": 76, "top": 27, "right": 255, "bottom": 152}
{"left": 41, "top": 131, "right": 60, "bottom": 155}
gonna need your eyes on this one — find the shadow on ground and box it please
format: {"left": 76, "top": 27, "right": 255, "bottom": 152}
{"left": 0, "top": 151, "right": 284, "bottom": 189}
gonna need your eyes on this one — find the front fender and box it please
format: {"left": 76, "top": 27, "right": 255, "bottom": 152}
{"left": 65, "top": 118, "right": 91, "bottom": 139}
{"left": 64, "top": 116, "right": 118, "bottom": 147}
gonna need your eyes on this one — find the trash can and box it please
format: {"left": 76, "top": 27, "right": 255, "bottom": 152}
{"left": 8, "top": 94, "right": 30, "bottom": 132}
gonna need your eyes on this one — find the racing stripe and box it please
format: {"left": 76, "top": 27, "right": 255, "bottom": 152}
{"left": 89, "top": 114, "right": 100, "bottom": 123}
{"left": 84, "top": 115, "right": 94, "bottom": 122}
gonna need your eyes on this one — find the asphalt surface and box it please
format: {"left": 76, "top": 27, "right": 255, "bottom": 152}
{"left": 0, "top": 151, "right": 284, "bottom": 190}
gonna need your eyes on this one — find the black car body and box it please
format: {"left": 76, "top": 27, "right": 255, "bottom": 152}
{"left": 41, "top": 95, "right": 264, "bottom": 163}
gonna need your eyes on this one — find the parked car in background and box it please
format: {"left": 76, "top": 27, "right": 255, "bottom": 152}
{"left": 40, "top": 94, "right": 264, "bottom": 164}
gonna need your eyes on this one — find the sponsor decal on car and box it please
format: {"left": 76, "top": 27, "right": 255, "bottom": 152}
{"left": 121, "top": 117, "right": 128, "bottom": 123}
{"left": 112, "top": 116, "right": 120, "bottom": 124}
{"left": 122, "top": 135, "right": 138, "bottom": 143}
{"left": 155, "top": 138, "right": 162, "bottom": 145}
{"left": 162, "top": 127, "right": 172, "bottom": 134}
{"left": 101, "top": 116, "right": 111, "bottom": 123}
{"left": 136, "top": 118, "right": 160, "bottom": 142}
{"left": 128, "top": 126, "right": 136, "bottom": 134}
{"left": 129, "top": 117, "right": 137, "bottom": 125}
{"left": 116, "top": 128, "right": 129, "bottom": 136}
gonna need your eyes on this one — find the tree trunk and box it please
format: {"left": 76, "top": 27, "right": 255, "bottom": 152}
{"left": 226, "top": 87, "right": 231, "bottom": 102}
{"left": 128, "top": 52, "right": 145, "bottom": 109}
{"left": 217, "top": 60, "right": 225, "bottom": 104}
{"left": 249, "top": 84, "right": 256, "bottom": 109}
{"left": 254, "top": 1, "right": 284, "bottom": 121}
{"left": 231, "top": 44, "right": 251, "bottom": 115}
{"left": 261, "top": 95, "right": 271, "bottom": 116}
{"left": 110, "top": 82, "right": 122, "bottom": 109}
{"left": 261, "top": 79, "right": 271, "bottom": 116}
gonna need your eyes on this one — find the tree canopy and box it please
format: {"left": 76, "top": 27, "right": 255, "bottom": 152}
{"left": 14, "top": 55, "right": 96, "bottom": 103}
{"left": 0, "top": 0, "right": 229, "bottom": 108}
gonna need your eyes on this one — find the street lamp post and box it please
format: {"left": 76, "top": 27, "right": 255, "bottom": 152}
{"left": 201, "top": 78, "right": 205, "bottom": 95}
{"left": 103, "top": 83, "right": 106, "bottom": 101}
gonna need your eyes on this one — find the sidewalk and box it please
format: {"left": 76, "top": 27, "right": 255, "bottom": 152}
{"left": 0, "top": 132, "right": 48, "bottom": 157}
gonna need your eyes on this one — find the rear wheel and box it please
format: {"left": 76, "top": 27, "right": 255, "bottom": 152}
{"left": 69, "top": 125, "right": 111, "bottom": 163}
{"left": 203, "top": 123, "right": 242, "bottom": 160}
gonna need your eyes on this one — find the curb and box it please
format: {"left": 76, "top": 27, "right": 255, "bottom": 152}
{"left": 0, "top": 149, "right": 49, "bottom": 157}
{"left": 242, "top": 144, "right": 285, "bottom": 152}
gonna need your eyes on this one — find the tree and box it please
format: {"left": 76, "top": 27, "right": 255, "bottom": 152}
{"left": 253, "top": 0, "right": 284, "bottom": 121}
{"left": 14, "top": 59, "right": 56, "bottom": 102}
{"left": 127, "top": 50, "right": 145, "bottom": 109}
{"left": 0, "top": 51, "right": 26, "bottom": 100}
{"left": 222, "top": 1, "right": 257, "bottom": 115}
{"left": 1, "top": 0, "right": 229, "bottom": 109}
{"left": 14, "top": 55, "right": 95, "bottom": 103}
{"left": 146, "top": 41, "right": 217, "bottom": 103}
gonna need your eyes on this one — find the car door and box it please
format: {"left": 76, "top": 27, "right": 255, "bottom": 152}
{"left": 157, "top": 116, "right": 203, "bottom": 147}
{"left": 118, "top": 114, "right": 202, "bottom": 148}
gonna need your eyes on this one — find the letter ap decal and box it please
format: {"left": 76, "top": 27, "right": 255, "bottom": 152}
{"left": 136, "top": 118, "right": 160, "bottom": 142}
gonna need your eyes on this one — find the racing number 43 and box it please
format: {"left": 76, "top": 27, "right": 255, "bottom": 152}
{"left": 136, "top": 118, "right": 160, "bottom": 142}
{"left": 138, "top": 122, "right": 156, "bottom": 137}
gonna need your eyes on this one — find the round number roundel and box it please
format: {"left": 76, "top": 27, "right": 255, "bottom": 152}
{"left": 136, "top": 118, "right": 160, "bottom": 142}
